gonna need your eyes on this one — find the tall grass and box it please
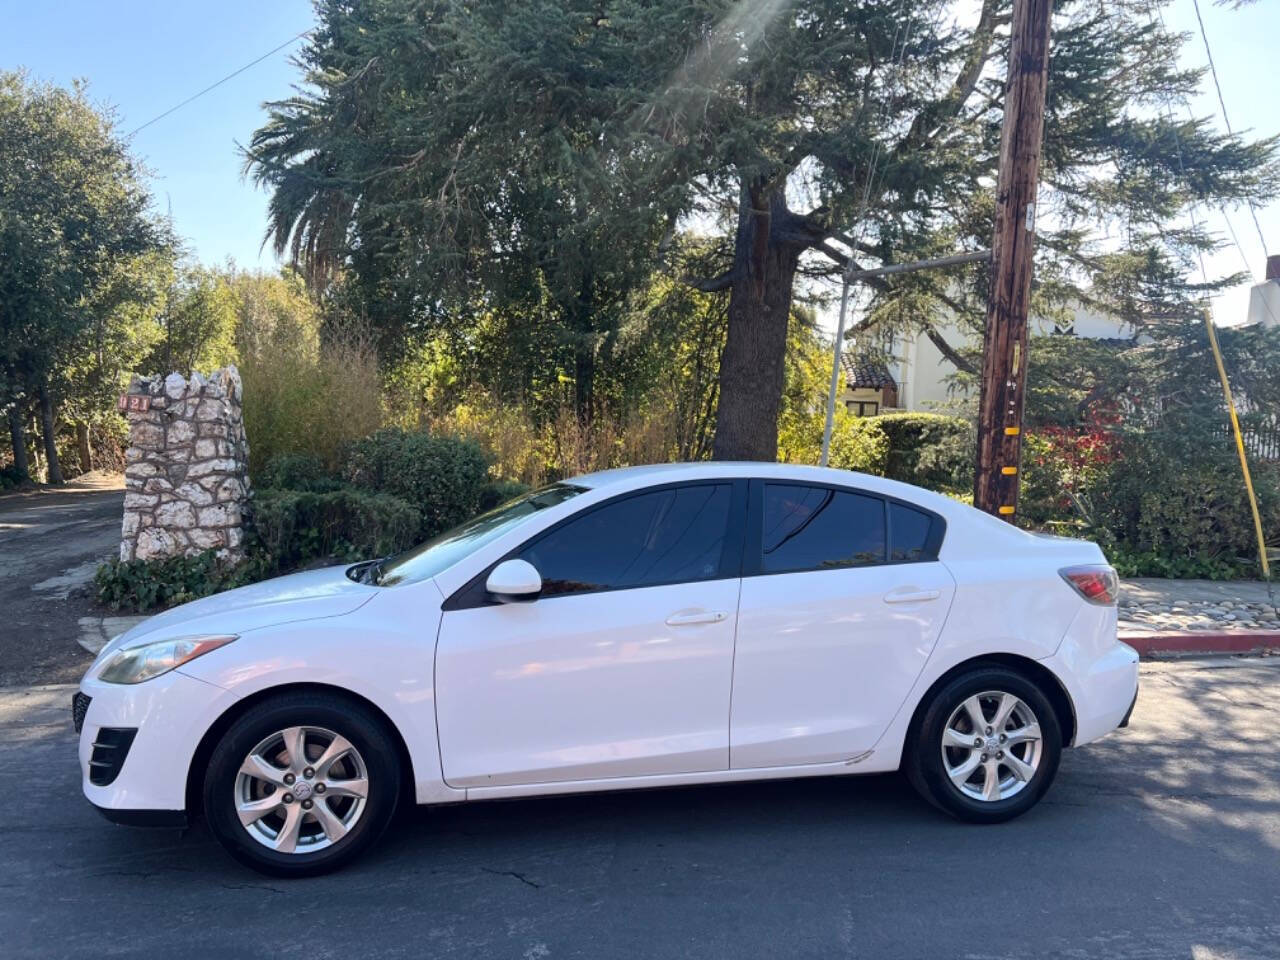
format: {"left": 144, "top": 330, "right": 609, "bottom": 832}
{"left": 240, "top": 330, "right": 383, "bottom": 481}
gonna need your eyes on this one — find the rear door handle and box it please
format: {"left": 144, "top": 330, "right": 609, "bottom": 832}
{"left": 665, "top": 611, "right": 729, "bottom": 626}
{"left": 883, "top": 589, "right": 941, "bottom": 604}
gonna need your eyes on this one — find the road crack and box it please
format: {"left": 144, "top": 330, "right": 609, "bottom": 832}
{"left": 481, "top": 867, "right": 541, "bottom": 889}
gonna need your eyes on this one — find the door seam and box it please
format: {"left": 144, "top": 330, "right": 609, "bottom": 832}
{"left": 726, "top": 576, "right": 744, "bottom": 769}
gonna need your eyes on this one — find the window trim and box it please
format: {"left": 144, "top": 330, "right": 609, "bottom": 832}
{"left": 442, "top": 479, "right": 748, "bottom": 610}
{"left": 743, "top": 479, "right": 946, "bottom": 578}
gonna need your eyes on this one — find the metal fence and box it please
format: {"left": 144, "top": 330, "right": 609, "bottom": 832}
{"left": 1240, "top": 416, "right": 1280, "bottom": 461}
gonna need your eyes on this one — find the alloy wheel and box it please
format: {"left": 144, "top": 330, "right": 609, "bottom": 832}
{"left": 940, "top": 691, "right": 1043, "bottom": 803}
{"left": 234, "top": 725, "right": 369, "bottom": 853}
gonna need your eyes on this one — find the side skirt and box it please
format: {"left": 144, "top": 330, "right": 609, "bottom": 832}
{"left": 459, "top": 752, "right": 899, "bottom": 803}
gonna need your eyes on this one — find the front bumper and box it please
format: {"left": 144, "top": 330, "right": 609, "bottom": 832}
{"left": 77, "top": 668, "right": 236, "bottom": 815}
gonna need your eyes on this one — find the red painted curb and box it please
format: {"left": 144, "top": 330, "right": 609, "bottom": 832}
{"left": 1119, "top": 631, "right": 1280, "bottom": 658}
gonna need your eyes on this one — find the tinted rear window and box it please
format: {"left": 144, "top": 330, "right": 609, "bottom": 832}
{"left": 890, "top": 502, "right": 935, "bottom": 562}
{"left": 761, "top": 484, "right": 886, "bottom": 573}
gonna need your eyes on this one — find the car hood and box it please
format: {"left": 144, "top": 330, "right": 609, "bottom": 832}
{"left": 97, "top": 564, "right": 378, "bottom": 660}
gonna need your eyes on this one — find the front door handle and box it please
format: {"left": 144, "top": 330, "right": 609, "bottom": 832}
{"left": 665, "top": 611, "right": 729, "bottom": 626}
{"left": 883, "top": 589, "right": 941, "bottom": 604}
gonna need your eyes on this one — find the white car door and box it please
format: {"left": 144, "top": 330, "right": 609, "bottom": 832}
{"left": 435, "top": 480, "right": 746, "bottom": 788}
{"left": 730, "top": 481, "right": 955, "bottom": 769}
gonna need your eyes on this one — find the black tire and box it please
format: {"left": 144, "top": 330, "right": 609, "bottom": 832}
{"left": 203, "top": 691, "right": 401, "bottom": 877}
{"left": 905, "top": 666, "right": 1062, "bottom": 824}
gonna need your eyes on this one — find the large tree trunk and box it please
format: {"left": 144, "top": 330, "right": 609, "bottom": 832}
{"left": 75, "top": 421, "right": 93, "bottom": 474}
{"left": 6, "top": 402, "right": 30, "bottom": 482}
{"left": 37, "top": 376, "right": 64, "bottom": 485}
{"left": 712, "top": 183, "right": 803, "bottom": 462}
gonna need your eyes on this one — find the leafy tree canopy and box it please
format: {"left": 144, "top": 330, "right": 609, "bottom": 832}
{"left": 246, "top": 1, "right": 1279, "bottom": 459}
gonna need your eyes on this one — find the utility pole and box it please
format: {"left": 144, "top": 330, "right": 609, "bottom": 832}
{"left": 973, "top": 0, "right": 1054, "bottom": 519}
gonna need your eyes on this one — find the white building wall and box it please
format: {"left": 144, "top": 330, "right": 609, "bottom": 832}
{"left": 860, "top": 305, "right": 1135, "bottom": 414}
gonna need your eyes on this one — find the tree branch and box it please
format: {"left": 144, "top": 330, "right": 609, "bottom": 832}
{"left": 896, "top": 0, "right": 1003, "bottom": 156}
{"left": 924, "top": 327, "right": 978, "bottom": 375}
{"left": 686, "top": 268, "right": 738, "bottom": 293}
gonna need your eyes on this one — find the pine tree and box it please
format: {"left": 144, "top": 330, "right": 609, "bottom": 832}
{"left": 246, "top": 1, "right": 1278, "bottom": 458}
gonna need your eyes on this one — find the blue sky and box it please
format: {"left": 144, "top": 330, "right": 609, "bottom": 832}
{"left": 1, "top": 0, "right": 1276, "bottom": 325}
{"left": 0, "top": 0, "right": 314, "bottom": 270}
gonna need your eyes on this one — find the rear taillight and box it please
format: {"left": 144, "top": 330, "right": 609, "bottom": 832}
{"left": 1059, "top": 564, "right": 1118, "bottom": 606}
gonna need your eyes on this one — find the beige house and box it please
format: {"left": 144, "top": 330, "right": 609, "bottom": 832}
{"left": 839, "top": 303, "right": 1138, "bottom": 415}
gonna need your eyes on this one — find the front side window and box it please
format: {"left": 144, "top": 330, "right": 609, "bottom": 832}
{"left": 518, "top": 484, "right": 733, "bottom": 596}
{"left": 761, "top": 483, "right": 886, "bottom": 574}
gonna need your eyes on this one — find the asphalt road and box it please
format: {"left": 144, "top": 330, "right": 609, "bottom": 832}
{"left": 3, "top": 658, "right": 1279, "bottom": 960}
{"left": 0, "top": 476, "right": 121, "bottom": 686}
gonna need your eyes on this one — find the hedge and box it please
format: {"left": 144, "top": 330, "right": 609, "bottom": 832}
{"left": 256, "top": 452, "right": 343, "bottom": 493}
{"left": 342, "top": 429, "right": 491, "bottom": 538}
{"left": 251, "top": 486, "right": 423, "bottom": 571}
{"left": 826, "top": 412, "right": 972, "bottom": 494}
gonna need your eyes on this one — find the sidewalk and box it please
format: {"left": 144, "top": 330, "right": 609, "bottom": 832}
{"left": 1119, "top": 577, "right": 1280, "bottom": 657}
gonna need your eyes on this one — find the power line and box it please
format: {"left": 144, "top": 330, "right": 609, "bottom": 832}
{"left": 1190, "top": 0, "right": 1270, "bottom": 255}
{"left": 1147, "top": 1, "right": 1266, "bottom": 311}
{"left": 126, "top": 29, "right": 313, "bottom": 138}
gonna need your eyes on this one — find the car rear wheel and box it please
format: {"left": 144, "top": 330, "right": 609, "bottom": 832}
{"left": 203, "top": 691, "right": 401, "bottom": 876}
{"left": 905, "top": 667, "right": 1062, "bottom": 823}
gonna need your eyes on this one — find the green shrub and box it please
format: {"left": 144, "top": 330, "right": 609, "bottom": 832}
{"left": 258, "top": 453, "right": 341, "bottom": 492}
{"left": 1021, "top": 421, "right": 1280, "bottom": 578}
{"left": 826, "top": 417, "right": 890, "bottom": 475}
{"left": 342, "top": 428, "right": 490, "bottom": 538}
{"left": 0, "top": 463, "right": 27, "bottom": 490}
{"left": 251, "top": 487, "right": 422, "bottom": 571}
{"left": 822, "top": 412, "right": 972, "bottom": 494}
{"left": 95, "top": 551, "right": 257, "bottom": 612}
{"left": 872, "top": 413, "right": 973, "bottom": 492}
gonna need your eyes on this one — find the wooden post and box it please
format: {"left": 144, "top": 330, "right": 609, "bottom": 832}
{"left": 973, "top": 0, "right": 1054, "bottom": 518}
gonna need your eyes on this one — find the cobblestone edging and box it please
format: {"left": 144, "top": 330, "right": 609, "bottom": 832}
{"left": 1119, "top": 595, "right": 1280, "bottom": 633}
{"left": 119, "top": 367, "right": 251, "bottom": 562}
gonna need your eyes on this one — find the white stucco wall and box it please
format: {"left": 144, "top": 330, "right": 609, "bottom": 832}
{"left": 856, "top": 303, "right": 1136, "bottom": 413}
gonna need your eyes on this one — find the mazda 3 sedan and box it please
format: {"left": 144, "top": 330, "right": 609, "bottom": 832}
{"left": 76, "top": 463, "right": 1138, "bottom": 875}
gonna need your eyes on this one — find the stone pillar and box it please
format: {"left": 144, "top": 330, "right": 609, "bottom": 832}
{"left": 120, "top": 366, "right": 251, "bottom": 563}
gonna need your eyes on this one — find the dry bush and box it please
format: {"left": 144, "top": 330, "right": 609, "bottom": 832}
{"left": 618, "top": 404, "right": 679, "bottom": 467}
{"left": 429, "top": 395, "right": 549, "bottom": 487}
{"left": 240, "top": 329, "right": 383, "bottom": 480}
{"left": 549, "top": 404, "right": 621, "bottom": 478}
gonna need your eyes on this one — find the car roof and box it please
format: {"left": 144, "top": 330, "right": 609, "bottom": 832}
{"left": 570, "top": 461, "right": 955, "bottom": 513}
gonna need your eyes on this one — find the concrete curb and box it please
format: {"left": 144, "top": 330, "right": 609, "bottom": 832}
{"left": 1120, "top": 630, "right": 1280, "bottom": 659}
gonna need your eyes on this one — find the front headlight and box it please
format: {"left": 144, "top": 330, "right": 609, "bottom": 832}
{"left": 97, "top": 635, "right": 237, "bottom": 685}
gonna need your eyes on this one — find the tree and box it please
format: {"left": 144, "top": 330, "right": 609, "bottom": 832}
{"left": 56, "top": 249, "right": 170, "bottom": 471}
{"left": 247, "top": 2, "right": 1278, "bottom": 461}
{"left": 245, "top": 0, "right": 673, "bottom": 419}
{"left": 148, "top": 265, "right": 239, "bottom": 376}
{"left": 647, "top": 0, "right": 1278, "bottom": 458}
{"left": 0, "top": 71, "right": 163, "bottom": 482}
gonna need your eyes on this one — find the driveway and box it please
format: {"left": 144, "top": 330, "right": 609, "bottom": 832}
{"left": 0, "top": 475, "right": 122, "bottom": 686}
{"left": 2, "top": 657, "right": 1278, "bottom": 959}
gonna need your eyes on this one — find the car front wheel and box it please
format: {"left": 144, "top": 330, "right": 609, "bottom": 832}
{"left": 905, "top": 667, "right": 1062, "bottom": 823}
{"left": 202, "top": 691, "right": 401, "bottom": 876}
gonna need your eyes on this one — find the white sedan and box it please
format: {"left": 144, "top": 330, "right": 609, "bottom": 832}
{"left": 76, "top": 463, "right": 1138, "bottom": 876}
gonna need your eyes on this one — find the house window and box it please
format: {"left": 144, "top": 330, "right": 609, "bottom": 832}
{"left": 845, "top": 400, "right": 879, "bottom": 417}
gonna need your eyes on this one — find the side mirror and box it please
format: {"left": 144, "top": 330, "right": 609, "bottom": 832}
{"left": 485, "top": 559, "right": 542, "bottom": 602}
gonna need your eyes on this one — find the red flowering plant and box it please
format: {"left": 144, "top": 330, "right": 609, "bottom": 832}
{"left": 1020, "top": 406, "right": 1120, "bottom": 530}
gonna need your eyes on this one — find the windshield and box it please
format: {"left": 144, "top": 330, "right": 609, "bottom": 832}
{"left": 371, "top": 483, "right": 587, "bottom": 587}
